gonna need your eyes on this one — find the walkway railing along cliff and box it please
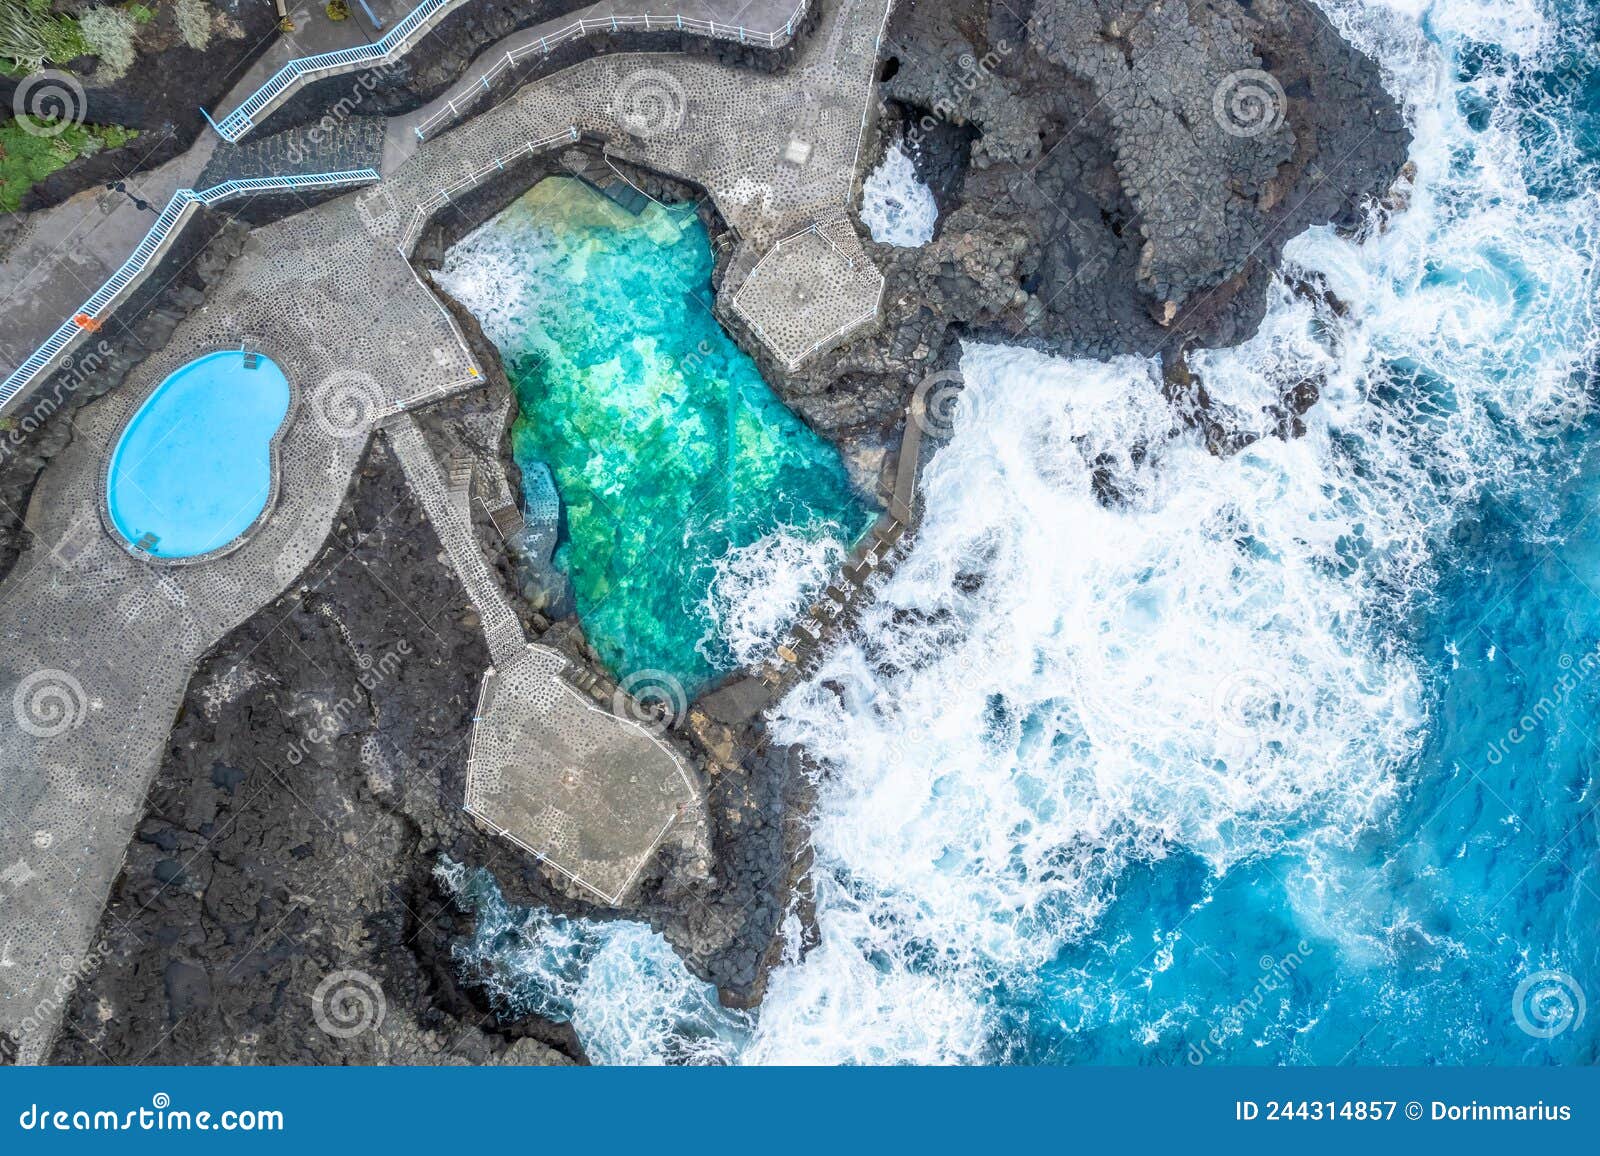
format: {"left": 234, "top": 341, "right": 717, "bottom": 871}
{"left": 209, "top": 0, "right": 466, "bottom": 141}
{"left": 208, "top": 0, "right": 809, "bottom": 144}
{"left": 396, "top": 126, "right": 581, "bottom": 253}
{"left": 410, "top": 1, "right": 810, "bottom": 140}
{"left": 0, "top": 170, "right": 381, "bottom": 414}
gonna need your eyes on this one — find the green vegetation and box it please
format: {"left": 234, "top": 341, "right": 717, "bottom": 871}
{"left": 0, "top": 118, "right": 136, "bottom": 212}
{"left": 126, "top": 3, "right": 154, "bottom": 24}
{"left": 0, "top": 0, "right": 90, "bottom": 72}
{"left": 76, "top": 5, "right": 136, "bottom": 80}
{"left": 325, "top": 0, "right": 349, "bottom": 20}
{"left": 172, "top": 0, "right": 211, "bottom": 50}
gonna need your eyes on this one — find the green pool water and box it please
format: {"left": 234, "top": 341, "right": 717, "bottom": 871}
{"left": 437, "top": 177, "right": 868, "bottom": 693}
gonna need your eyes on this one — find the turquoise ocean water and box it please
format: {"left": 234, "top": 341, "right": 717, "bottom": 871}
{"left": 439, "top": 1, "right": 1600, "bottom": 1065}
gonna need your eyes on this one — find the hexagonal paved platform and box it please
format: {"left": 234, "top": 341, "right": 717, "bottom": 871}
{"left": 465, "top": 645, "right": 702, "bottom": 904}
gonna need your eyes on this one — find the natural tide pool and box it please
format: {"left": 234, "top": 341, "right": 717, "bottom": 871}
{"left": 107, "top": 350, "right": 290, "bottom": 559}
{"left": 437, "top": 177, "right": 869, "bottom": 693}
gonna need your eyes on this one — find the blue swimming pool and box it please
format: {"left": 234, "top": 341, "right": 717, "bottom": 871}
{"left": 107, "top": 350, "right": 291, "bottom": 559}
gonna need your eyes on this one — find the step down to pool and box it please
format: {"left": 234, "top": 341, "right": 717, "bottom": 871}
{"left": 242, "top": 351, "right": 260, "bottom": 369}
{"left": 576, "top": 174, "right": 649, "bottom": 216}
{"left": 133, "top": 531, "right": 159, "bottom": 552}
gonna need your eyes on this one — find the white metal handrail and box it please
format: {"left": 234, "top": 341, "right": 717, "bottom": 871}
{"left": 413, "top": 3, "right": 808, "bottom": 139}
{"left": 209, "top": 0, "right": 808, "bottom": 143}
{"left": 396, "top": 126, "right": 580, "bottom": 252}
{"left": 0, "top": 169, "right": 381, "bottom": 412}
{"left": 211, "top": 0, "right": 464, "bottom": 140}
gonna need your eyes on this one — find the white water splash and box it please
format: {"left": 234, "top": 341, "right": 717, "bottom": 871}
{"left": 743, "top": 344, "right": 1426, "bottom": 1062}
{"left": 703, "top": 529, "right": 849, "bottom": 668}
{"left": 860, "top": 141, "right": 939, "bottom": 247}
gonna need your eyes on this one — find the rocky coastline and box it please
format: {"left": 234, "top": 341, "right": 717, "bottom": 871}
{"left": 774, "top": 0, "right": 1411, "bottom": 474}
{"left": 19, "top": 0, "right": 1415, "bottom": 1062}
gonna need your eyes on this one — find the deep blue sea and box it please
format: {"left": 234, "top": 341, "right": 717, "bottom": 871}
{"left": 438, "top": 0, "right": 1600, "bottom": 1064}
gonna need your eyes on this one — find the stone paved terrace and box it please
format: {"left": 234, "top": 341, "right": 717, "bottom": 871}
{"left": 732, "top": 217, "right": 884, "bottom": 369}
{"left": 387, "top": 412, "right": 528, "bottom": 666}
{"left": 383, "top": 0, "right": 887, "bottom": 254}
{"left": 465, "top": 645, "right": 705, "bottom": 905}
{"left": 387, "top": 410, "right": 705, "bottom": 904}
{"left": 384, "top": 0, "right": 811, "bottom": 150}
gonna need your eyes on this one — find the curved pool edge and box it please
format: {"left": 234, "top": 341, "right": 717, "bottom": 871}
{"left": 99, "top": 345, "right": 300, "bottom": 569}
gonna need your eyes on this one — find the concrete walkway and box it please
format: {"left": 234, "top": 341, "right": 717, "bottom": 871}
{"left": 385, "top": 0, "right": 808, "bottom": 156}
{"left": 0, "top": 0, "right": 411, "bottom": 383}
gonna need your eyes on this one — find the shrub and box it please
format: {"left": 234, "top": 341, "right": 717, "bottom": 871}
{"left": 0, "top": 119, "right": 137, "bottom": 212}
{"left": 172, "top": 0, "right": 210, "bottom": 49}
{"left": 76, "top": 4, "right": 137, "bottom": 81}
{"left": 0, "top": 0, "right": 89, "bottom": 72}
{"left": 325, "top": 0, "right": 348, "bottom": 20}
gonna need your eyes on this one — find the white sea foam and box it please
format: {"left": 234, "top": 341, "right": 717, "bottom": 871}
{"left": 743, "top": 345, "right": 1426, "bottom": 1062}
{"left": 859, "top": 141, "right": 939, "bottom": 247}
{"left": 434, "top": 207, "right": 558, "bottom": 346}
{"left": 703, "top": 529, "right": 849, "bottom": 667}
{"left": 447, "top": 0, "right": 1600, "bottom": 1062}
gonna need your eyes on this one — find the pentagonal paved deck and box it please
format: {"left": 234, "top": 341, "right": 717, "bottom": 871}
{"left": 732, "top": 218, "right": 884, "bottom": 369}
{"left": 465, "top": 645, "right": 701, "bottom": 904}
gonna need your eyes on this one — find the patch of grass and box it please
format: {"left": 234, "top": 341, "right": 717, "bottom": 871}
{"left": 0, "top": 118, "right": 136, "bottom": 212}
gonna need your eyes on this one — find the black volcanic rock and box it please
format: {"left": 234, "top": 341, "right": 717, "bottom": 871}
{"left": 780, "top": 0, "right": 1410, "bottom": 443}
